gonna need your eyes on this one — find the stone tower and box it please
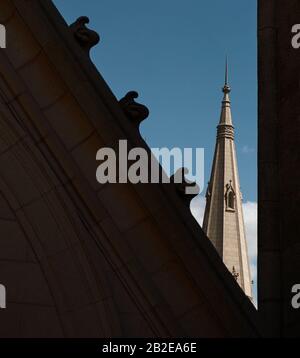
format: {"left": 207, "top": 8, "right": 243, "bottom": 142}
{"left": 202, "top": 61, "right": 252, "bottom": 299}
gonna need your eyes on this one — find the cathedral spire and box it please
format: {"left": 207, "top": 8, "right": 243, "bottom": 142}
{"left": 202, "top": 62, "right": 252, "bottom": 300}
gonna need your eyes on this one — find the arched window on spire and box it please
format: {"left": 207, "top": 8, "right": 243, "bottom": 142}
{"left": 225, "top": 181, "right": 236, "bottom": 212}
{"left": 228, "top": 191, "right": 235, "bottom": 210}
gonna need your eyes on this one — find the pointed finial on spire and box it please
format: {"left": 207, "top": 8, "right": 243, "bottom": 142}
{"left": 232, "top": 266, "right": 239, "bottom": 281}
{"left": 225, "top": 56, "right": 228, "bottom": 85}
{"left": 223, "top": 56, "right": 231, "bottom": 94}
{"left": 219, "top": 57, "right": 233, "bottom": 126}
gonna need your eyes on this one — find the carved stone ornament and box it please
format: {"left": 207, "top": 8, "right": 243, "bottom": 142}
{"left": 171, "top": 168, "right": 199, "bottom": 206}
{"left": 70, "top": 16, "right": 100, "bottom": 55}
{"left": 119, "top": 91, "right": 149, "bottom": 127}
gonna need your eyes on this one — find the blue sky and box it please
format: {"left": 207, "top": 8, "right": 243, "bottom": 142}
{"left": 53, "top": 0, "right": 257, "bottom": 201}
{"left": 53, "top": 0, "right": 257, "bottom": 301}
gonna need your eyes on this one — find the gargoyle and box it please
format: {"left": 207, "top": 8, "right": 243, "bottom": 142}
{"left": 119, "top": 91, "right": 149, "bottom": 127}
{"left": 70, "top": 16, "right": 100, "bottom": 55}
{"left": 171, "top": 168, "right": 199, "bottom": 206}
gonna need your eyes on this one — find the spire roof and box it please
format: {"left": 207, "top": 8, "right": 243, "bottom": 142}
{"left": 202, "top": 60, "right": 252, "bottom": 300}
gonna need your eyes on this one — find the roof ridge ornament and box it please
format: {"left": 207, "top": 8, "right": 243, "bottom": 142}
{"left": 119, "top": 91, "right": 149, "bottom": 127}
{"left": 171, "top": 168, "right": 199, "bottom": 207}
{"left": 70, "top": 16, "right": 100, "bottom": 56}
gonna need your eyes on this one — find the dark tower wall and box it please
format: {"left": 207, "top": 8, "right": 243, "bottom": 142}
{"left": 258, "top": 0, "right": 300, "bottom": 337}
